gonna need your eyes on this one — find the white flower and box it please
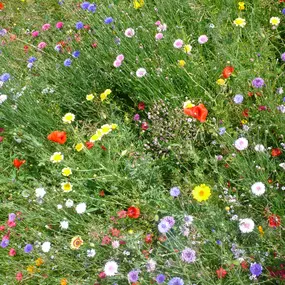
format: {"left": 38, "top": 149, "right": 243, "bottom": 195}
{"left": 35, "top": 187, "right": 46, "bottom": 198}
{"left": 251, "top": 182, "right": 266, "bottom": 196}
{"left": 234, "top": 137, "right": 248, "bottom": 151}
{"left": 146, "top": 258, "right": 156, "bottom": 272}
{"left": 157, "top": 23, "right": 167, "bottom": 32}
{"left": 42, "top": 241, "right": 51, "bottom": 253}
{"left": 239, "top": 218, "right": 255, "bottom": 233}
{"left": 124, "top": 28, "right": 135, "bottom": 38}
{"left": 104, "top": 261, "right": 118, "bottom": 276}
{"left": 76, "top": 202, "right": 86, "bottom": 214}
{"left": 173, "top": 39, "right": 183, "bottom": 48}
{"left": 65, "top": 199, "right": 74, "bottom": 208}
{"left": 60, "top": 220, "right": 69, "bottom": 230}
{"left": 112, "top": 240, "right": 120, "bottom": 249}
{"left": 136, "top": 68, "right": 147, "bottom": 78}
{"left": 279, "top": 163, "right": 285, "bottom": 170}
{"left": 57, "top": 204, "right": 63, "bottom": 209}
{"left": 270, "top": 17, "right": 280, "bottom": 26}
{"left": 0, "top": 94, "right": 8, "bottom": 104}
{"left": 254, "top": 144, "right": 265, "bottom": 152}
{"left": 87, "top": 249, "right": 96, "bottom": 257}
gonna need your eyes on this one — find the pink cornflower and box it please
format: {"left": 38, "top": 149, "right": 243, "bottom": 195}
{"left": 38, "top": 42, "right": 47, "bottom": 49}
{"left": 42, "top": 23, "right": 51, "bottom": 31}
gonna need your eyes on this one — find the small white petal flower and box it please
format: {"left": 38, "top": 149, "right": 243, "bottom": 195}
{"left": 251, "top": 182, "right": 266, "bottom": 196}
{"left": 41, "top": 241, "right": 51, "bottom": 253}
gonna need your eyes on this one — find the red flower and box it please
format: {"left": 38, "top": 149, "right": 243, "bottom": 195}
{"left": 0, "top": 2, "right": 4, "bottom": 10}
{"left": 138, "top": 102, "right": 145, "bottom": 110}
{"left": 101, "top": 145, "right": 107, "bottom": 151}
{"left": 268, "top": 214, "right": 281, "bottom": 228}
{"left": 145, "top": 234, "right": 153, "bottom": 244}
{"left": 241, "top": 261, "right": 249, "bottom": 270}
{"left": 242, "top": 109, "right": 249, "bottom": 117}
{"left": 127, "top": 206, "right": 140, "bottom": 219}
{"left": 13, "top": 159, "right": 26, "bottom": 169}
{"left": 141, "top": 122, "right": 149, "bottom": 131}
{"left": 222, "top": 66, "right": 234, "bottom": 79}
{"left": 99, "top": 190, "right": 105, "bottom": 197}
{"left": 16, "top": 272, "right": 23, "bottom": 282}
{"left": 0, "top": 136, "right": 3, "bottom": 142}
{"left": 47, "top": 131, "right": 67, "bottom": 144}
{"left": 216, "top": 267, "right": 227, "bottom": 279}
{"left": 9, "top": 248, "right": 16, "bottom": 256}
{"left": 184, "top": 104, "right": 208, "bottom": 122}
{"left": 98, "top": 272, "right": 106, "bottom": 279}
{"left": 271, "top": 148, "right": 282, "bottom": 157}
{"left": 248, "top": 92, "right": 254, "bottom": 97}
{"left": 85, "top": 141, "right": 94, "bottom": 149}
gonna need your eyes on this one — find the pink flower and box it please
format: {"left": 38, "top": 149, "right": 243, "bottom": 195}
{"left": 0, "top": 225, "right": 5, "bottom": 231}
{"left": 16, "top": 272, "right": 23, "bottom": 281}
{"left": 116, "top": 54, "right": 124, "bottom": 61}
{"left": 141, "top": 122, "right": 149, "bottom": 131}
{"left": 117, "top": 210, "right": 127, "bottom": 218}
{"left": 7, "top": 220, "right": 16, "bottom": 228}
{"left": 198, "top": 35, "right": 208, "bottom": 44}
{"left": 173, "top": 39, "right": 183, "bottom": 48}
{"left": 155, "top": 20, "right": 161, "bottom": 26}
{"left": 9, "top": 248, "right": 16, "bottom": 256}
{"left": 31, "top": 30, "right": 39, "bottom": 37}
{"left": 124, "top": 28, "right": 135, "bottom": 38}
{"left": 56, "top": 22, "right": 64, "bottom": 29}
{"left": 38, "top": 42, "right": 47, "bottom": 49}
{"left": 113, "top": 60, "right": 122, "bottom": 68}
{"left": 155, "top": 33, "right": 163, "bottom": 40}
{"left": 42, "top": 23, "right": 51, "bottom": 31}
{"left": 0, "top": 136, "right": 3, "bottom": 143}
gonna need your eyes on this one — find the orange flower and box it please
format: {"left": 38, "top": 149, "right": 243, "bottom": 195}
{"left": 47, "top": 131, "right": 67, "bottom": 144}
{"left": 184, "top": 104, "right": 208, "bottom": 122}
{"left": 60, "top": 278, "right": 68, "bottom": 285}
{"left": 13, "top": 158, "right": 26, "bottom": 169}
{"left": 271, "top": 148, "right": 282, "bottom": 157}
{"left": 35, "top": 258, "right": 44, "bottom": 266}
{"left": 70, "top": 236, "right": 83, "bottom": 250}
{"left": 222, "top": 66, "right": 234, "bottom": 79}
{"left": 0, "top": 2, "right": 4, "bottom": 10}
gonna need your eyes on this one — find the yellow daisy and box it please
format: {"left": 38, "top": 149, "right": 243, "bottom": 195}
{"left": 50, "top": 152, "right": 64, "bottom": 163}
{"left": 62, "top": 167, "right": 72, "bottom": 177}
{"left": 101, "top": 124, "right": 112, "bottom": 134}
{"left": 178, "top": 60, "right": 186, "bottom": 67}
{"left": 192, "top": 184, "right": 211, "bottom": 202}
{"left": 86, "top": 94, "right": 94, "bottom": 101}
{"left": 270, "top": 17, "right": 280, "bottom": 26}
{"left": 134, "top": 0, "right": 144, "bottom": 9}
{"left": 233, "top": 17, "right": 246, "bottom": 28}
{"left": 75, "top": 142, "right": 84, "bottom": 152}
{"left": 90, "top": 129, "right": 104, "bottom": 142}
{"left": 61, "top": 182, "right": 73, "bottom": 192}
{"left": 183, "top": 44, "right": 192, "bottom": 54}
{"left": 216, "top": 78, "right": 226, "bottom": 86}
{"left": 62, "top": 113, "right": 75, "bottom": 124}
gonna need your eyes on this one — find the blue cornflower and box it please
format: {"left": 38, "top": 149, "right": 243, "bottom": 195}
{"left": 158, "top": 220, "right": 171, "bottom": 233}
{"left": 81, "top": 1, "right": 90, "bottom": 9}
{"left": 128, "top": 270, "right": 139, "bottom": 282}
{"left": 1, "top": 239, "right": 9, "bottom": 248}
{"left": 282, "top": 8, "right": 285, "bottom": 15}
{"left": 156, "top": 274, "right": 166, "bottom": 284}
{"left": 252, "top": 77, "right": 265, "bottom": 88}
{"left": 0, "top": 29, "right": 7, "bottom": 36}
{"left": 0, "top": 73, "right": 10, "bottom": 82}
{"left": 168, "top": 277, "right": 184, "bottom": 285}
{"left": 24, "top": 244, "right": 33, "bottom": 253}
{"left": 181, "top": 248, "right": 196, "bottom": 263}
{"left": 28, "top": 56, "right": 37, "bottom": 63}
{"left": 64, "top": 59, "right": 72, "bottom": 66}
{"left": 104, "top": 17, "right": 113, "bottom": 24}
{"left": 216, "top": 240, "right": 222, "bottom": 245}
{"left": 233, "top": 94, "right": 244, "bottom": 104}
{"left": 88, "top": 3, "right": 96, "bottom": 13}
{"left": 219, "top": 127, "right": 226, "bottom": 135}
{"left": 250, "top": 263, "right": 262, "bottom": 277}
{"left": 170, "top": 186, "right": 180, "bottom": 197}
{"left": 72, "top": 51, "right": 80, "bottom": 58}
{"left": 75, "top": 21, "right": 84, "bottom": 30}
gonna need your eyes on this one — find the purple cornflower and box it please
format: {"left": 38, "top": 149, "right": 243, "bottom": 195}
{"left": 250, "top": 263, "right": 262, "bottom": 277}
{"left": 133, "top": 114, "right": 140, "bottom": 121}
{"left": 162, "top": 216, "right": 175, "bottom": 227}
{"left": 81, "top": 2, "right": 90, "bottom": 9}
{"left": 88, "top": 3, "right": 96, "bottom": 13}
{"left": 1, "top": 239, "right": 9, "bottom": 248}
{"left": 64, "top": 59, "right": 72, "bottom": 67}
{"left": 168, "top": 277, "right": 184, "bottom": 285}
{"left": 158, "top": 220, "right": 171, "bottom": 233}
{"left": 104, "top": 17, "right": 114, "bottom": 24}
{"left": 252, "top": 77, "right": 265, "bottom": 88}
{"left": 0, "top": 73, "right": 10, "bottom": 82}
{"left": 0, "top": 29, "right": 7, "bottom": 37}
{"left": 75, "top": 21, "right": 84, "bottom": 30}
{"left": 128, "top": 270, "right": 139, "bottom": 282}
{"left": 281, "top": 53, "right": 285, "bottom": 62}
{"left": 8, "top": 213, "right": 16, "bottom": 222}
{"left": 216, "top": 240, "right": 222, "bottom": 245}
{"left": 233, "top": 94, "right": 244, "bottom": 104}
{"left": 170, "top": 186, "right": 180, "bottom": 197}
{"left": 219, "top": 127, "right": 226, "bottom": 135}
{"left": 72, "top": 51, "right": 80, "bottom": 58}
{"left": 156, "top": 274, "right": 166, "bottom": 284}
{"left": 181, "top": 248, "right": 196, "bottom": 263}
{"left": 24, "top": 244, "right": 33, "bottom": 253}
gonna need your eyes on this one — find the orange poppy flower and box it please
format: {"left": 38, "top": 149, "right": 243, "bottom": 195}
{"left": 0, "top": 3, "right": 4, "bottom": 10}
{"left": 47, "top": 131, "right": 67, "bottom": 144}
{"left": 127, "top": 206, "right": 140, "bottom": 219}
{"left": 222, "top": 66, "right": 234, "bottom": 79}
{"left": 184, "top": 104, "right": 208, "bottom": 122}
{"left": 271, "top": 148, "right": 282, "bottom": 157}
{"left": 13, "top": 159, "right": 26, "bottom": 169}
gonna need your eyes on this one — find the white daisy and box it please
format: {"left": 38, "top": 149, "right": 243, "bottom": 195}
{"left": 239, "top": 218, "right": 255, "bottom": 233}
{"left": 104, "top": 261, "right": 118, "bottom": 276}
{"left": 251, "top": 182, "right": 265, "bottom": 196}
{"left": 76, "top": 202, "right": 86, "bottom": 214}
{"left": 234, "top": 137, "right": 248, "bottom": 151}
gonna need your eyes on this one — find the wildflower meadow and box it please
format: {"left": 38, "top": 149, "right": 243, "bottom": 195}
{"left": 1, "top": 0, "right": 285, "bottom": 284}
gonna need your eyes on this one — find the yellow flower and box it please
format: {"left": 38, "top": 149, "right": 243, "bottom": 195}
{"left": 178, "top": 60, "right": 186, "bottom": 67}
{"left": 238, "top": 2, "right": 245, "bottom": 10}
{"left": 258, "top": 225, "right": 264, "bottom": 236}
{"left": 241, "top": 119, "right": 248, "bottom": 125}
{"left": 100, "top": 89, "right": 112, "bottom": 101}
{"left": 192, "top": 184, "right": 211, "bottom": 202}
{"left": 225, "top": 206, "right": 230, "bottom": 211}
{"left": 86, "top": 94, "right": 94, "bottom": 101}
{"left": 27, "top": 265, "right": 36, "bottom": 274}
{"left": 233, "top": 17, "right": 246, "bottom": 28}
{"left": 60, "top": 279, "right": 68, "bottom": 285}
{"left": 62, "top": 167, "right": 72, "bottom": 177}
{"left": 183, "top": 100, "right": 194, "bottom": 109}
{"left": 128, "top": 229, "right": 134, "bottom": 234}
{"left": 183, "top": 44, "right": 192, "bottom": 54}
{"left": 134, "top": 0, "right": 144, "bottom": 9}
{"left": 50, "top": 152, "right": 64, "bottom": 163}
{"left": 62, "top": 113, "right": 75, "bottom": 124}
{"left": 111, "top": 124, "right": 118, "bottom": 130}
{"left": 105, "top": 89, "right": 112, "bottom": 95}
{"left": 35, "top": 258, "right": 44, "bottom": 266}
{"left": 70, "top": 236, "right": 83, "bottom": 250}
{"left": 216, "top": 78, "right": 226, "bottom": 86}
{"left": 90, "top": 129, "right": 104, "bottom": 142}
{"left": 270, "top": 17, "right": 280, "bottom": 26}
{"left": 61, "top": 182, "right": 73, "bottom": 192}
{"left": 75, "top": 142, "right": 84, "bottom": 152}
{"left": 101, "top": 124, "right": 112, "bottom": 134}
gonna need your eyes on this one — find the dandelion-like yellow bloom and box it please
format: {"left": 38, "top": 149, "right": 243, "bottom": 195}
{"left": 62, "top": 113, "right": 75, "bottom": 124}
{"left": 35, "top": 258, "right": 44, "bottom": 266}
{"left": 61, "top": 182, "right": 72, "bottom": 192}
{"left": 134, "top": 0, "right": 144, "bottom": 9}
{"left": 27, "top": 265, "right": 36, "bottom": 274}
{"left": 86, "top": 94, "right": 94, "bottom": 101}
{"left": 192, "top": 184, "right": 211, "bottom": 202}
{"left": 178, "top": 60, "right": 186, "bottom": 67}
{"left": 75, "top": 142, "right": 84, "bottom": 152}
{"left": 50, "top": 152, "right": 64, "bottom": 163}
{"left": 60, "top": 279, "right": 68, "bottom": 285}
{"left": 100, "top": 89, "right": 112, "bottom": 101}
{"left": 238, "top": 2, "right": 245, "bottom": 10}
{"left": 233, "top": 18, "right": 246, "bottom": 28}
{"left": 101, "top": 124, "right": 112, "bottom": 134}
{"left": 183, "top": 44, "right": 192, "bottom": 54}
{"left": 70, "top": 236, "right": 83, "bottom": 250}
{"left": 90, "top": 129, "right": 104, "bottom": 142}
{"left": 111, "top": 124, "right": 118, "bottom": 130}
{"left": 216, "top": 78, "right": 226, "bottom": 86}
{"left": 62, "top": 167, "right": 72, "bottom": 177}
{"left": 270, "top": 17, "right": 280, "bottom": 26}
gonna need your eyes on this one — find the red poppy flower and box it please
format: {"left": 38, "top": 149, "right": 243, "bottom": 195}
{"left": 13, "top": 159, "right": 26, "bottom": 169}
{"left": 47, "top": 131, "right": 67, "bottom": 144}
{"left": 216, "top": 267, "right": 227, "bottom": 279}
{"left": 268, "top": 214, "right": 281, "bottom": 228}
{"left": 127, "top": 206, "right": 140, "bottom": 219}
{"left": 241, "top": 261, "right": 249, "bottom": 270}
{"left": 222, "top": 66, "right": 234, "bottom": 79}
{"left": 85, "top": 141, "right": 94, "bottom": 149}
{"left": 138, "top": 102, "right": 145, "bottom": 110}
{"left": 184, "top": 104, "right": 208, "bottom": 122}
{"left": 248, "top": 92, "right": 254, "bottom": 97}
{"left": 242, "top": 109, "right": 249, "bottom": 117}
{"left": 271, "top": 148, "right": 282, "bottom": 157}
{"left": 141, "top": 122, "right": 149, "bottom": 131}
{"left": 0, "top": 3, "right": 4, "bottom": 10}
